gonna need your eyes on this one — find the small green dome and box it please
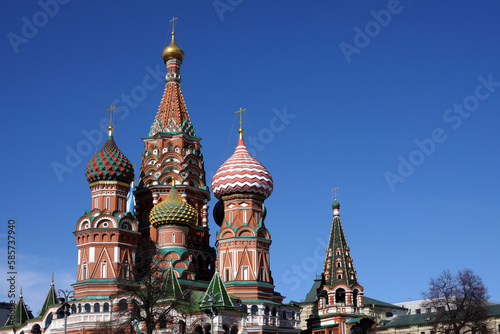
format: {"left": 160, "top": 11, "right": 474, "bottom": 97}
{"left": 150, "top": 185, "right": 197, "bottom": 228}
{"left": 332, "top": 200, "right": 340, "bottom": 209}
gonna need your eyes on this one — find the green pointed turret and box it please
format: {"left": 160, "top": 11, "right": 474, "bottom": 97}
{"left": 162, "top": 266, "right": 183, "bottom": 299}
{"left": 200, "top": 271, "right": 233, "bottom": 310}
{"left": 323, "top": 200, "right": 359, "bottom": 288}
{"left": 39, "top": 279, "right": 59, "bottom": 317}
{"left": 5, "top": 291, "right": 33, "bottom": 327}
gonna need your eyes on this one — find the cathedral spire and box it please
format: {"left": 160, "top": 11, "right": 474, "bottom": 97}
{"left": 323, "top": 198, "right": 358, "bottom": 288}
{"left": 39, "top": 276, "right": 58, "bottom": 317}
{"left": 150, "top": 18, "right": 194, "bottom": 137}
{"left": 5, "top": 289, "right": 33, "bottom": 327}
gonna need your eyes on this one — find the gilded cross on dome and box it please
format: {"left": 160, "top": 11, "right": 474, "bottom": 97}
{"left": 170, "top": 16, "right": 178, "bottom": 33}
{"left": 235, "top": 107, "right": 247, "bottom": 138}
{"left": 332, "top": 187, "right": 339, "bottom": 201}
{"left": 106, "top": 105, "right": 117, "bottom": 136}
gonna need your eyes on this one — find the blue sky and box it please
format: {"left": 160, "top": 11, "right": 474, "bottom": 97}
{"left": 1, "top": 1, "right": 500, "bottom": 315}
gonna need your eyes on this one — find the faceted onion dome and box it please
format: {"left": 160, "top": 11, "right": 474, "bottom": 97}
{"left": 162, "top": 32, "right": 184, "bottom": 62}
{"left": 86, "top": 136, "right": 134, "bottom": 184}
{"left": 211, "top": 137, "right": 273, "bottom": 199}
{"left": 149, "top": 185, "right": 197, "bottom": 228}
{"left": 332, "top": 200, "right": 340, "bottom": 209}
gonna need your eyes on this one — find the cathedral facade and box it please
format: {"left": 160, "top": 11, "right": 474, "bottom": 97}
{"left": 1, "top": 27, "right": 302, "bottom": 334}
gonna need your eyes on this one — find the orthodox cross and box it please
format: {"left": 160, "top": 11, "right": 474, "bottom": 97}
{"left": 235, "top": 107, "right": 247, "bottom": 130}
{"left": 332, "top": 187, "right": 339, "bottom": 201}
{"left": 106, "top": 105, "right": 117, "bottom": 128}
{"left": 170, "top": 16, "right": 178, "bottom": 33}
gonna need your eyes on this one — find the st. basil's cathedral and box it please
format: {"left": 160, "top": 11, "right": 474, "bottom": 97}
{"left": 1, "top": 23, "right": 375, "bottom": 334}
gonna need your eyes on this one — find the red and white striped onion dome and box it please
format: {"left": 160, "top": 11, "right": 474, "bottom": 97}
{"left": 211, "top": 137, "right": 273, "bottom": 200}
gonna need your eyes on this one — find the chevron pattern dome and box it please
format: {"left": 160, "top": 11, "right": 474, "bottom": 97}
{"left": 86, "top": 136, "right": 134, "bottom": 184}
{"left": 211, "top": 137, "right": 273, "bottom": 199}
{"left": 150, "top": 185, "right": 197, "bottom": 228}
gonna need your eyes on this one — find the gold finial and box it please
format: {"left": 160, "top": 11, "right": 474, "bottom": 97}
{"left": 20, "top": 286, "right": 23, "bottom": 298}
{"left": 333, "top": 187, "right": 339, "bottom": 201}
{"left": 171, "top": 176, "right": 175, "bottom": 187}
{"left": 235, "top": 107, "right": 247, "bottom": 139}
{"left": 106, "top": 105, "right": 117, "bottom": 136}
{"left": 169, "top": 17, "right": 178, "bottom": 35}
{"left": 51, "top": 273, "right": 54, "bottom": 285}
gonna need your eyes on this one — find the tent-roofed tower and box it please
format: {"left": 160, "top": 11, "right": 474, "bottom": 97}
{"left": 307, "top": 198, "right": 375, "bottom": 334}
{"left": 5, "top": 289, "right": 33, "bottom": 327}
{"left": 39, "top": 277, "right": 58, "bottom": 317}
{"left": 134, "top": 19, "right": 215, "bottom": 281}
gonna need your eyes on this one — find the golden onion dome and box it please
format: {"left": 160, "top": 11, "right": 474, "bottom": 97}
{"left": 149, "top": 184, "right": 196, "bottom": 228}
{"left": 162, "top": 32, "right": 184, "bottom": 62}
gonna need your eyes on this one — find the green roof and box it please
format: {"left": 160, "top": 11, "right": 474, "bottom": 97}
{"left": 363, "top": 296, "right": 407, "bottom": 310}
{"left": 200, "top": 271, "right": 233, "bottom": 310}
{"left": 39, "top": 281, "right": 59, "bottom": 317}
{"left": 378, "top": 304, "right": 500, "bottom": 329}
{"left": 162, "top": 267, "right": 183, "bottom": 299}
{"left": 302, "top": 278, "right": 322, "bottom": 303}
{"left": 4, "top": 294, "right": 33, "bottom": 327}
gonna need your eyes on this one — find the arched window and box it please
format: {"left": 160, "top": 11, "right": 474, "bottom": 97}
{"left": 241, "top": 305, "right": 248, "bottom": 313}
{"left": 71, "top": 304, "right": 77, "bottom": 314}
{"left": 179, "top": 320, "right": 186, "bottom": 334}
{"left": 335, "top": 288, "right": 346, "bottom": 305}
{"left": 281, "top": 311, "right": 287, "bottom": 320}
{"left": 78, "top": 304, "right": 81, "bottom": 313}
{"left": 84, "top": 303, "right": 91, "bottom": 312}
{"left": 119, "top": 299, "right": 128, "bottom": 311}
{"left": 271, "top": 307, "right": 277, "bottom": 316}
{"left": 45, "top": 313, "right": 53, "bottom": 329}
{"left": 251, "top": 305, "right": 258, "bottom": 315}
{"left": 230, "top": 325, "right": 238, "bottom": 334}
{"left": 32, "top": 324, "right": 41, "bottom": 334}
{"left": 94, "top": 303, "right": 100, "bottom": 313}
{"left": 106, "top": 197, "right": 110, "bottom": 210}
{"left": 229, "top": 211, "right": 233, "bottom": 224}
{"left": 291, "top": 311, "right": 295, "bottom": 320}
{"left": 103, "top": 303, "right": 109, "bottom": 312}
{"left": 264, "top": 305, "right": 270, "bottom": 315}
{"left": 353, "top": 289, "right": 359, "bottom": 307}
{"left": 222, "top": 325, "right": 230, "bottom": 334}
{"left": 195, "top": 325, "right": 203, "bottom": 334}
{"left": 159, "top": 317, "right": 167, "bottom": 329}
{"left": 197, "top": 255, "right": 203, "bottom": 273}
{"left": 243, "top": 210, "right": 247, "bottom": 224}
{"left": 102, "top": 262, "right": 107, "bottom": 279}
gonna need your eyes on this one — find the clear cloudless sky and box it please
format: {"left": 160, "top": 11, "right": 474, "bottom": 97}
{"left": 1, "top": 1, "right": 499, "bottom": 315}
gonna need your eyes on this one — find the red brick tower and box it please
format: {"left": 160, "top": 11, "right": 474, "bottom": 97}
{"left": 134, "top": 24, "right": 215, "bottom": 281}
{"left": 211, "top": 115, "right": 281, "bottom": 304}
{"left": 308, "top": 198, "right": 374, "bottom": 334}
{"left": 73, "top": 123, "right": 140, "bottom": 299}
